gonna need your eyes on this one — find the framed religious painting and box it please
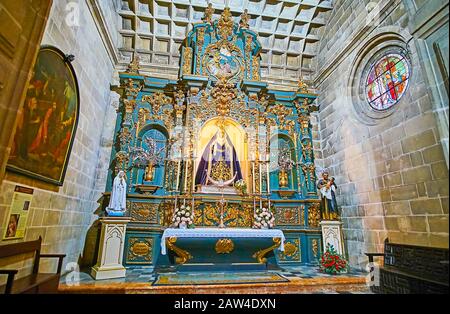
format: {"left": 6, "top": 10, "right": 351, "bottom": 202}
{"left": 7, "top": 46, "right": 80, "bottom": 186}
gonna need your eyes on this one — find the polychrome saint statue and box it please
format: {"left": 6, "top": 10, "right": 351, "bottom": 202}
{"left": 317, "top": 170, "right": 339, "bottom": 220}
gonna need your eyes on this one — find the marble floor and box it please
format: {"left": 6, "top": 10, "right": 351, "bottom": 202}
{"left": 59, "top": 266, "right": 371, "bottom": 294}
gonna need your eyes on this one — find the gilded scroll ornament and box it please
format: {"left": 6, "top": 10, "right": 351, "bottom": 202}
{"left": 252, "top": 56, "right": 261, "bottom": 81}
{"left": 245, "top": 35, "right": 253, "bottom": 79}
{"left": 182, "top": 47, "right": 193, "bottom": 75}
{"left": 162, "top": 108, "right": 174, "bottom": 132}
{"left": 194, "top": 203, "right": 203, "bottom": 226}
{"left": 267, "top": 104, "right": 293, "bottom": 130}
{"left": 174, "top": 89, "right": 185, "bottom": 108}
{"left": 118, "top": 127, "right": 132, "bottom": 148}
{"left": 202, "top": 3, "right": 214, "bottom": 24}
{"left": 301, "top": 163, "right": 316, "bottom": 192}
{"left": 215, "top": 239, "right": 235, "bottom": 254}
{"left": 239, "top": 9, "right": 250, "bottom": 29}
{"left": 124, "top": 79, "right": 141, "bottom": 99}
{"left": 136, "top": 107, "right": 150, "bottom": 134}
{"left": 123, "top": 99, "right": 136, "bottom": 114}
{"left": 312, "top": 239, "right": 319, "bottom": 258}
{"left": 218, "top": 8, "right": 234, "bottom": 39}
{"left": 129, "top": 202, "right": 158, "bottom": 223}
{"left": 301, "top": 163, "right": 316, "bottom": 177}
{"left": 115, "top": 151, "right": 129, "bottom": 172}
{"left": 166, "top": 237, "right": 193, "bottom": 264}
{"left": 308, "top": 203, "right": 321, "bottom": 228}
{"left": 252, "top": 237, "right": 282, "bottom": 263}
{"left": 127, "top": 53, "right": 140, "bottom": 74}
{"left": 211, "top": 160, "right": 232, "bottom": 181}
{"left": 127, "top": 238, "right": 152, "bottom": 263}
{"left": 279, "top": 239, "right": 300, "bottom": 261}
{"left": 284, "top": 242, "right": 298, "bottom": 257}
{"left": 298, "top": 79, "right": 310, "bottom": 94}
{"left": 142, "top": 92, "right": 172, "bottom": 117}
{"left": 301, "top": 139, "right": 313, "bottom": 161}
{"left": 211, "top": 76, "right": 238, "bottom": 117}
{"left": 196, "top": 28, "right": 205, "bottom": 75}
{"left": 202, "top": 203, "right": 252, "bottom": 227}
{"left": 298, "top": 114, "right": 310, "bottom": 135}
{"left": 276, "top": 207, "right": 300, "bottom": 225}
{"left": 160, "top": 201, "right": 174, "bottom": 227}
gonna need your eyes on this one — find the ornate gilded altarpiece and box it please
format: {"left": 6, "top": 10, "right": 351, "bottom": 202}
{"left": 103, "top": 7, "right": 322, "bottom": 267}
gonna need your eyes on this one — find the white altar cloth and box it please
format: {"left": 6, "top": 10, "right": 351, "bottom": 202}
{"left": 161, "top": 228, "right": 285, "bottom": 255}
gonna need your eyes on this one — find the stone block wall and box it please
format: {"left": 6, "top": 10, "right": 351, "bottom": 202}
{"left": 0, "top": 0, "right": 117, "bottom": 281}
{"left": 312, "top": 0, "right": 449, "bottom": 269}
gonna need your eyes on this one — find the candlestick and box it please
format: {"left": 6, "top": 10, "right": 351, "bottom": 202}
{"left": 259, "top": 162, "right": 262, "bottom": 195}
{"left": 183, "top": 160, "right": 187, "bottom": 194}
{"left": 252, "top": 162, "right": 255, "bottom": 194}
{"left": 191, "top": 158, "right": 195, "bottom": 194}
{"left": 176, "top": 160, "right": 181, "bottom": 191}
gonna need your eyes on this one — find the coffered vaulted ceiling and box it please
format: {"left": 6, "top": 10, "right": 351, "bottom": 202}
{"left": 117, "top": 0, "right": 333, "bottom": 83}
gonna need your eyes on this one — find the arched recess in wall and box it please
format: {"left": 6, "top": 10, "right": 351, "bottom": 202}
{"left": 134, "top": 124, "right": 169, "bottom": 189}
{"left": 269, "top": 133, "right": 298, "bottom": 191}
{"left": 348, "top": 27, "right": 415, "bottom": 126}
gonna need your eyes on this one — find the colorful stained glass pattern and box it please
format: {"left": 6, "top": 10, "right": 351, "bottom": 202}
{"left": 365, "top": 53, "right": 410, "bottom": 111}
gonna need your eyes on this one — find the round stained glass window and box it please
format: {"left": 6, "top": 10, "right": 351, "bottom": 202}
{"left": 366, "top": 53, "right": 410, "bottom": 111}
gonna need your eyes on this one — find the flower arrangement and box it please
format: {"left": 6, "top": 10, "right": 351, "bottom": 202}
{"left": 319, "top": 244, "right": 349, "bottom": 274}
{"left": 233, "top": 179, "right": 247, "bottom": 195}
{"left": 172, "top": 205, "right": 195, "bottom": 229}
{"left": 253, "top": 207, "right": 275, "bottom": 229}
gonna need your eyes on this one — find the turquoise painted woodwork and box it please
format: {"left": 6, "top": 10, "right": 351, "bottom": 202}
{"left": 103, "top": 9, "right": 323, "bottom": 269}
{"left": 156, "top": 237, "right": 278, "bottom": 271}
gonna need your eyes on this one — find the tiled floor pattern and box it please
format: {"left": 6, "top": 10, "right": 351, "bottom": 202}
{"left": 60, "top": 266, "right": 371, "bottom": 294}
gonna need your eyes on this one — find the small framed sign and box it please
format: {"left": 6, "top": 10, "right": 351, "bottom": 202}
{"left": 3, "top": 186, "right": 34, "bottom": 240}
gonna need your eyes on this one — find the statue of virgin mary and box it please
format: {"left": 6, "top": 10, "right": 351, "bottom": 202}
{"left": 106, "top": 171, "right": 127, "bottom": 216}
{"left": 195, "top": 125, "right": 243, "bottom": 186}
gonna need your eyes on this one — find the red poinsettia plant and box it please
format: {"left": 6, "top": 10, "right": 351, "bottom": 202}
{"left": 319, "top": 243, "right": 349, "bottom": 274}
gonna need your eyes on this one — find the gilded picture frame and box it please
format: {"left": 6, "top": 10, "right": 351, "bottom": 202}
{"left": 7, "top": 46, "right": 80, "bottom": 186}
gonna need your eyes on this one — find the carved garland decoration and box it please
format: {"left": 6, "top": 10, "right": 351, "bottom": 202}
{"left": 308, "top": 203, "right": 321, "bottom": 228}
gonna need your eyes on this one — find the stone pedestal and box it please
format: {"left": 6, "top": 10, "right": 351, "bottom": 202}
{"left": 91, "top": 217, "right": 131, "bottom": 280}
{"left": 319, "top": 220, "right": 345, "bottom": 256}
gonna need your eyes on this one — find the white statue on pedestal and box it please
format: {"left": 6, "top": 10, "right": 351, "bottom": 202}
{"left": 106, "top": 171, "right": 127, "bottom": 216}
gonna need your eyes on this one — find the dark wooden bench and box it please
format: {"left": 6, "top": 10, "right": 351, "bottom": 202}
{"left": 366, "top": 238, "right": 449, "bottom": 294}
{"left": 0, "top": 236, "right": 66, "bottom": 294}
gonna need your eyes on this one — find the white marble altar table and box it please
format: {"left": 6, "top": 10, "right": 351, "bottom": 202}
{"left": 161, "top": 228, "right": 285, "bottom": 255}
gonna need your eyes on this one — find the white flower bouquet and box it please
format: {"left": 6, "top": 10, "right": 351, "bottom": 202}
{"left": 234, "top": 179, "right": 247, "bottom": 195}
{"left": 253, "top": 207, "right": 275, "bottom": 229}
{"left": 172, "top": 205, "right": 195, "bottom": 229}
